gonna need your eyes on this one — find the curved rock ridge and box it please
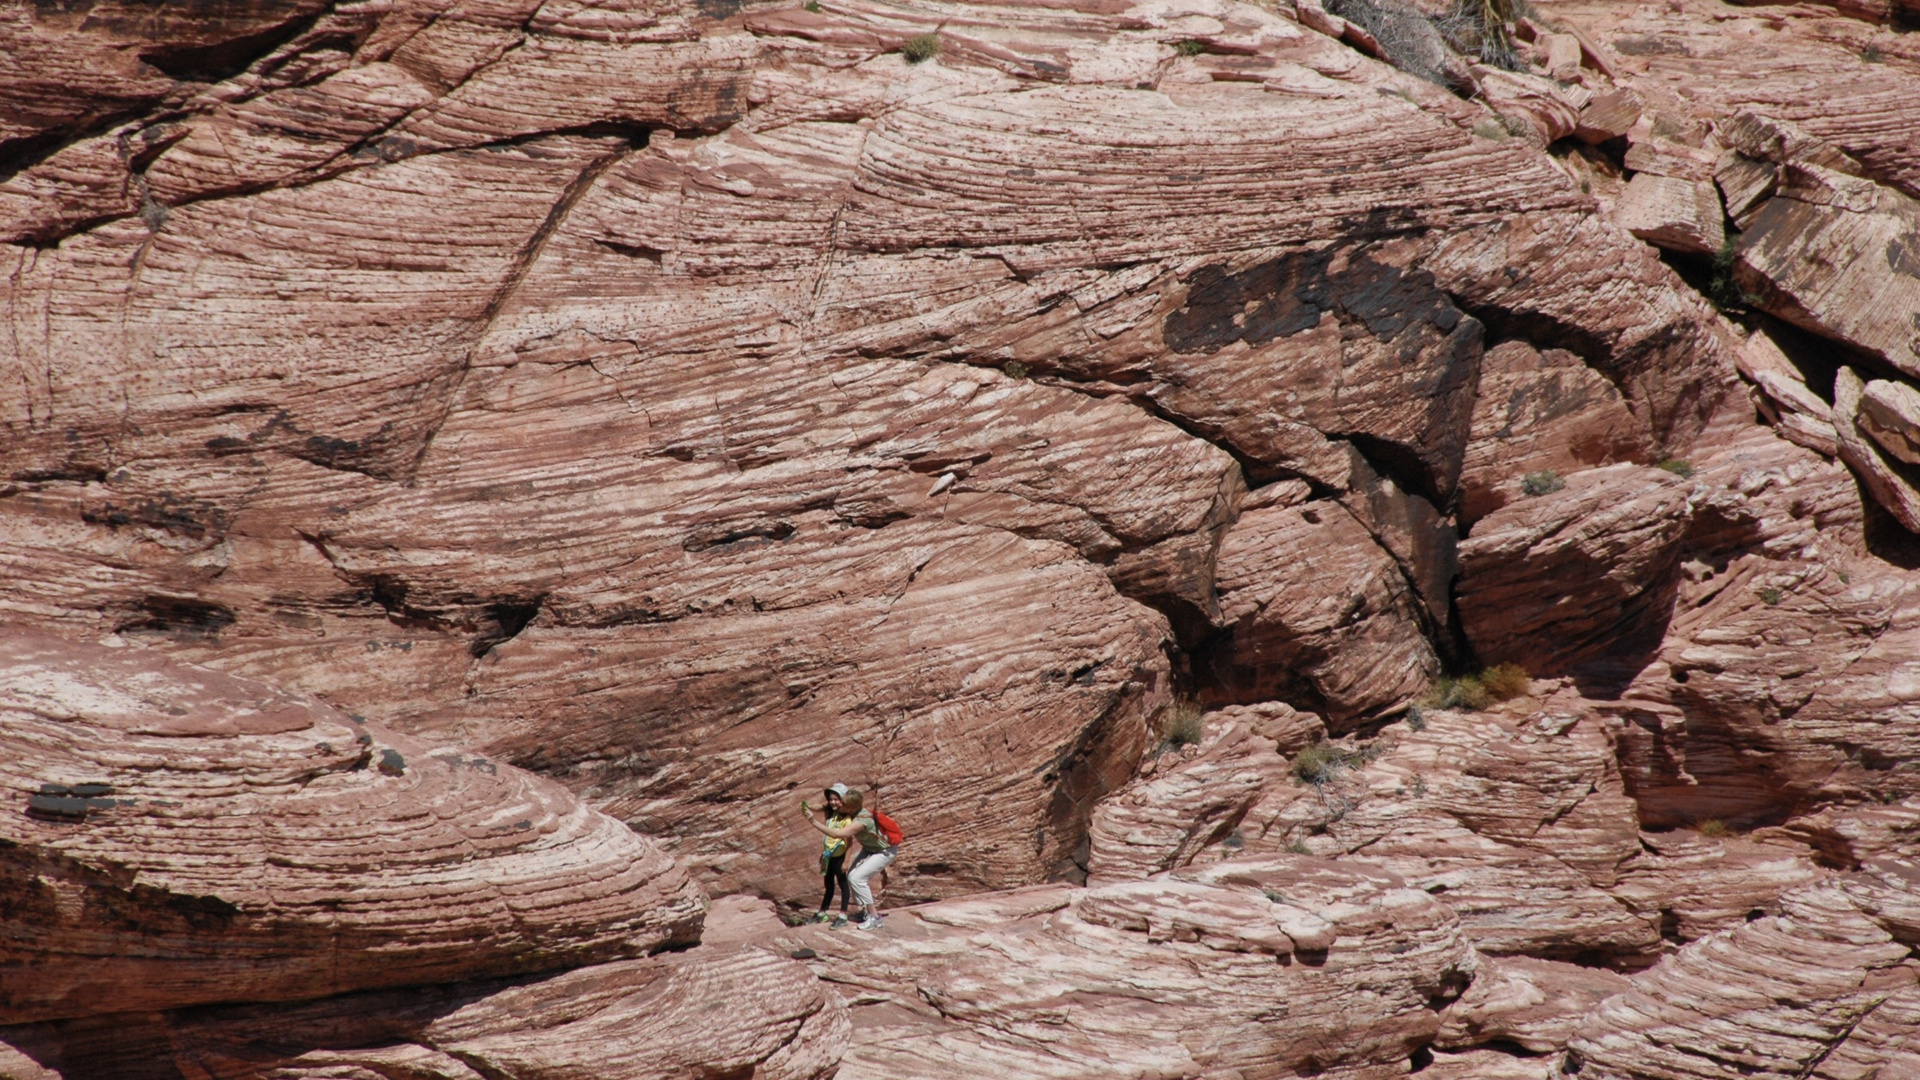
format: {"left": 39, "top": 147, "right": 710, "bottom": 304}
{"left": 0, "top": 945, "right": 848, "bottom": 1080}
{"left": 0, "top": 628, "right": 704, "bottom": 1023}
{"left": 781, "top": 857, "right": 1476, "bottom": 1080}
{"left": 1566, "top": 868, "right": 1920, "bottom": 1080}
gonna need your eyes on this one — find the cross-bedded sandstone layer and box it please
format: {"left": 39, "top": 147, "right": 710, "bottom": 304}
{"left": 6, "top": 0, "right": 1920, "bottom": 1074}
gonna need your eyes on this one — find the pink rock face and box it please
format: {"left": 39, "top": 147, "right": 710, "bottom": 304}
{"left": 8, "top": 0, "right": 1920, "bottom": 1070}
{"left": 784, "top": 858, "right": 1476, "bottom": 1080}
{"left": 1210, "top": 500, "right": 1440, "bottom": 724}
{"left": 1567, "top": 876, "right": 1920, "bottom": 1080}
{"left": 1459, "top": 340, "right": 1651, "bottom": 525}
{"left": 2, "top": 946, "right": 847, "bottom": 1080}
{"left": 1457, "top": 464, "right": 1694, "bottom": 680}
{"left": 0, "top": 629, "right": 704, "bottom": 1023}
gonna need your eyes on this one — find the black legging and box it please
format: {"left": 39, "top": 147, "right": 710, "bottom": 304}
{"left": 820, "top": 847, "right": 851, "bottom": 912}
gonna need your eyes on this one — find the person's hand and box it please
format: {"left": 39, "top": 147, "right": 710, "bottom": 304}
{"left": 800, "top": 800, "right": 811, "bottom": 815}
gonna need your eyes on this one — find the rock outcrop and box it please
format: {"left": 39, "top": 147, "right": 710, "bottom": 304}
{"left": 787, "top": 858, "right": 1476, "bottom": 1080}
{"left": 6, "top": 0, "right": 1920, "bottom": 1072}
{"left": 0, "top": 630, "right": 703, "bottom": 1023}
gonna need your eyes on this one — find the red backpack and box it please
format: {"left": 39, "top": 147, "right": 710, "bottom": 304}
{"left": 873, "top": 809, "right": 904, "bottom": 847}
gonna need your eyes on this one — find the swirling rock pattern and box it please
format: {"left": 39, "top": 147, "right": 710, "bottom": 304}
{"left": 0, "top": 629, "right": 703, "bottom": 1023}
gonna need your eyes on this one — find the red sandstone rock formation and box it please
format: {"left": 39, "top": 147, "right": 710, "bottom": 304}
{"left": 5, "top": 0, "right": 1920, "bottom": 1073}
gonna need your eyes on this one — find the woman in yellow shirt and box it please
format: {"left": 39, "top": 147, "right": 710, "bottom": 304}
{"left": 802, "top": 783, "right": 854, "bottom": 925}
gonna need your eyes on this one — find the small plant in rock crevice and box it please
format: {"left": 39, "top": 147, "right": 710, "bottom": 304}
{"left": 1422, "top": 663, "right": 1531, "bottom": 711}
{"left": 902, "top": 32, "right": 942, "bottom": 63}
{"left": 1656, "top": 458, "right": 1694, "bottom": 479}
{"left": 1757, "top": 586, "right": 1783, "bottom": 606}
{"left": 1001, "top": 360, "right": 1030, "bottom": 379}
{"left": 1156, "top": 699, "right": 1205, "bottom": 753}
{"left": 1709, "top": 234, "right": 1764, "bottom": 312}
{"left": 1697, "top": 819, "right": 1731, "bottom": 838}
{"left": 1405, "top": 706, "right": 1427, "bottom": 732}
{"left": 803, "top": 0, "right": 820, "bottom": 10}
{"left": 1861, "top": 43, "right": 1884, "bottom": 63}
{"left": 1521, "top": 469, "right": 1565, "bottom": 497}
{"left": 1174, "top": 39, "right": 1207, "bottom": 56}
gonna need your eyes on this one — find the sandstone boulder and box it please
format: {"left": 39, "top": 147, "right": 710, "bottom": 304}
{"left": 1457, "top": 464, "right": 1694, "bottom": 680}
{"left": 1615, "top": 172, "right": 1725, "bottom": 255}
{"left": 1835, "top": 366, "right": 1920, "bottom": 533}
{"left": 1086, "top": 704, "right": 1323, "bottom": 884}
{"left": 1208, "top": 500, "right": 1439, "bottom": 724}
{"left": 1458, "top": 340, "right": 1651, "bottom": 525}
{"left": 1437, "top": 954, "right": 1632, "bottom": 1053}
{"left": 0, "top": 628, "right": 703, "bottom": 1023}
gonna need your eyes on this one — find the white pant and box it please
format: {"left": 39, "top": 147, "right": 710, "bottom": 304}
{"left": 848, "top": 847, "right": 895, "bottom": 908}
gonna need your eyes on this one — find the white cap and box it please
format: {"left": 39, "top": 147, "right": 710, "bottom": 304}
{"left": 828, "top": 782, "right": 851, "bottom": 797}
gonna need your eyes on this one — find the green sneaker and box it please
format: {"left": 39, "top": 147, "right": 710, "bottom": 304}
{"left": 810, "top": 911, "right": 833, "bottom": 924}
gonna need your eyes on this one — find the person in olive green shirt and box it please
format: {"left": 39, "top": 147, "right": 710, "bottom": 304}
{"left": 800, "top": 787, "right": 896, "bottom": 930}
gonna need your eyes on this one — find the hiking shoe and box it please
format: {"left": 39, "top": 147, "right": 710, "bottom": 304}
{"left": 856, "top": 915, "right": 884, "bottom": 931}
{"left": 830, "top": 915, "right": 849, "bottom": 929}
{"left": 809, "top": 911, "right": 833, "bottom": 924}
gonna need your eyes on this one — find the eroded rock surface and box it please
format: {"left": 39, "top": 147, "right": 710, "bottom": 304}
{"left": 0, "top": 629, "right": 703, "bottom": 1023}
{"left": 786, "top": 859, "right": 1475, "bottom": 1080}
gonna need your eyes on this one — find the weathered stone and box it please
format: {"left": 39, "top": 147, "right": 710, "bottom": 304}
{"left": 1567, "top": 881, "right": 1919, "bottom": 1080}
{"left": 1616, "top": 172, "right": 1726, "bottom": 255}
{"left": 1457, "top": 464, "right": 1694, "bottom": 679}
{"left": 1438, "top": 954, "right": 1632, "bottom": 1053}
{"left": 1, "top": 946, "right": 847, "bottom": 1080}
{"left": 1858, "top": 378, "right": 1920, "bottom": 468}
{"left": 786, "top": 858, "right": 1476, "bottom": 1080}
{"left": 1459, "top": 340, "right": 1652, "bottom": 525}
{"left": 1576, "top": 87, "right": 1642, "bottom": 144}
{"left": 1836, "top": 366, "right": 1920, "bottom": 533}
{"left": 1209, "top": 501, "right": 1439, "bottom": 725}
{"left": 0, "top": 628, "right": 704, "bottom": 1023}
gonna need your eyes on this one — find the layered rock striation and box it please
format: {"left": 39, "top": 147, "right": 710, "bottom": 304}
{"left": 5, "top": 0, "right": 1920, "bottom": 1074}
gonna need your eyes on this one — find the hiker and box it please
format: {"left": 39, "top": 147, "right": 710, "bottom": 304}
{"left": 800, "top": 783, "right": 854, "bottom": 925}
{"left": 799, "top": 787, "right": 900, "bottom": 930}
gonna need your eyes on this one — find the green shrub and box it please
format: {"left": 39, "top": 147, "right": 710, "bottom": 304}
{"left": 804, "top": 0, "right": 820, "bottom": 10}
{"left": 1175, "top": 39, "right": 1207, "bottom": 55}
{"left": 1697, "top": 819, "right": 1731, "bottom": 838}
{"left": 1862, "top": 43, "right": 1884, "bottom": 63}
{"left": 1405, "top": 706, "right": 1427, "bottom": 732}
{"left": 1521, "top": 469, "right": 1565, "bottom": 497}
{"left": 902, "top": 32, "right": 941, "bottom": 63}
{"left": 1001, "top": 360, "right": 1030, "bottom": 379}
{"left": 1709, "top": 234, "right": 1763, "bottom": 311}
{"left": 1656, "top": 458, "right": 1694, "bottom": 479}
{"left": 1294, "top": 743, "right": 1358, "bottom": 786}
{"left": 1758, "top": 586, "right": 1782, "bottom": 606}
{"left": 1286, "top": 839, "right": 1313, "bottom": 855}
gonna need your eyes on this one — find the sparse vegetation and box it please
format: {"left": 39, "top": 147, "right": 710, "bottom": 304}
{"left": 902, "top": 32, "right": 942, "bottom": 63}
{"left": 804, "top": 0, "right": 820, "bottom": 11}
{"left": 1709, "top": 234, "right": 1763, "bottom": 312}
{"left": 1498, "top": 112, "right": 1532, "bottom": 138}
{"left": 1862, "top": 43, "right": 1884, "bottom": 63}
{"left": 1411, "top": 773, "right": 1428, "bottom": 797}
{"left": 1405, "top": 706, "right": 1427, "bottom": 732}
{"left": 1758, "top": 586, "right": 1783, "bottom": 606}
{"left": 1521, "top": 469, "right": 1565, "bottom": 497}
{"left": 1422, "top": 664, "right": 1531, "bottom": 711}
{"left": 1656, "top": 458, "right": 1694, "bottom": 479}
{"left": 1697, "top": 819, "right": 1731, "bottom": 838}
{"left": 1286, "top": 839, "right": 1314, "bottom": 855}
{"left": 1001, "top": 360, "right": 1030, "bottom": 379}
{"left": 1291, "top": 740, "right": 1384, "bottom": 786}
{"left": 1175, "top": 39, "right": 1207, "bottom": 56}
{"left": 1158, "top": 699, "right": 1205, "bottom": 752}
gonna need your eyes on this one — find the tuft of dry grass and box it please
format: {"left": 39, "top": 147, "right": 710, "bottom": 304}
{"left": 1697, "top": 819, "right": 1731, "bottom": 838}
{"left": 902, "top": 32, "right": 941, "bottom": 63}
{"left": 1423, "top": 664, "right": 1531, "bottom": 711}
{"left": 1158, "top": 699, "right": 1205, "bottom": 751}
